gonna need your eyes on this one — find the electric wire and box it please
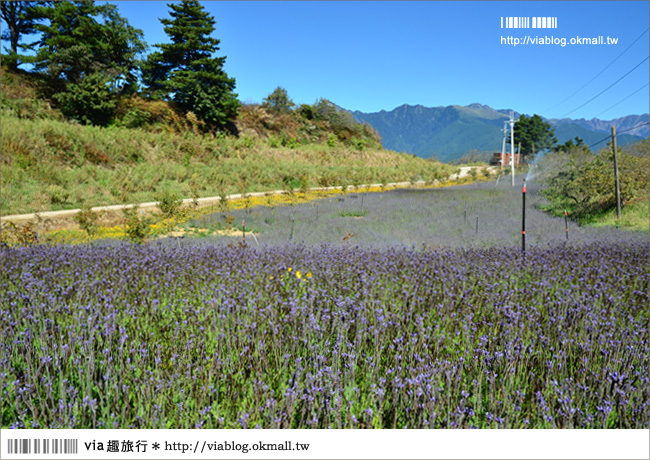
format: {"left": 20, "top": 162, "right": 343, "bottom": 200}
{"left": 588, "top": 121, "right": 650, "bottom": 148}
{"left": 545, "top": 27, "right": 649, "bottom": 113}
{"left": 617, "top": 121, "right": 650, "bottom": 135}
{"left": 593, "top": 83, "right": 649, "bottom": 119}
{"left": 558, "top": 56, "right": 649, "bottom": 118}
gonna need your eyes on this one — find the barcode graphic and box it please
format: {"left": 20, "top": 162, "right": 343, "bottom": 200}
{"left": 501, "top": 17, "right": 557, "bottom": 28}
{"left": 7, "top": 439, "right": 78, "bottom": 455}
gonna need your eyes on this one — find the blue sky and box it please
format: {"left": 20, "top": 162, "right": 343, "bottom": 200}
{"left": 4, "top": 1, "right": 650, "bottom": 120}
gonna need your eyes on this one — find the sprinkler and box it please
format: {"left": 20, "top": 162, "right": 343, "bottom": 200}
{"left": 564, "top": 210, "right": 569, "bottom": 241}
{"left": 522, "top": 179, "right": 526, "bottom": 254}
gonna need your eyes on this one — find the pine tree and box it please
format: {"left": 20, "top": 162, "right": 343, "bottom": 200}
{"left": 514, "top": 114, "right": 558, "bottom": 156}
{"left": 0, "top": 1, "right": 48, "bottom": 70}
{"left": 262, "top": 87, "right": 295, "bottom": 113}
{"left": 31, "top": 1, "right": 145, "bottom": 87}
{"left": 142, "top": 0, "right": 239, "bottom": 129}
{"left": 28, "top": 1, "right": 146, "bottom": 125}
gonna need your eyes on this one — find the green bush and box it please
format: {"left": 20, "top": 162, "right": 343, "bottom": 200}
{"left": 155, "top": 189, "right": 184, "bottom": 219}
{"left": 73, "top": 205, "right": 100, "bottom": 238}
{"left": 53, "top": 73, "right": 117, "bottom": 126}
{"left": 123, "top": 206, "right": 152, "bottom": 244}
{"left": 120, "top": 108, "right": 152, "bottom": 128}
{"left": 351, "top": 137, "right": 365, "bottom": 151}
{"left": 297, "top": 104, "right": 316, "bottom": 120}
{"left": 46, "top": 184, "right": 70, "bottom": 205}
{"left": 262, "top": 87, "right": 294, "bottom": 113}
{"left": 538, "top": 141, "right": 650, "bottom": 222}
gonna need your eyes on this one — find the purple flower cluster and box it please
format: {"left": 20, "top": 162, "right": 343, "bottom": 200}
{"left": 1, "top": 239, "right": 648, "bottom": 428}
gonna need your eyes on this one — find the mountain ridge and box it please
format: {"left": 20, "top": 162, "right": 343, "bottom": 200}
{"left": 350, "top": 103, "right": 648, "bottom": 162}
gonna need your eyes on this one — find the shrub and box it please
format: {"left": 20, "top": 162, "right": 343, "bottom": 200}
{"left": 0, "top": 221, "right": 39, "bottom": 246}
{"left": 297, "top": 103, "right": 316, "bottom": 120}
{"left": 218, "top": 189, "right": 230, "bottom": 214}
{"left": 53, "top": 73, "right": 116, "bottom": 126}
{"left": 538, "top": 142, "right": 650, "bottom": 222}
{"left": 73, "top": 206, "right": 100, "bottom": 239}
{"left": 121, "top": 108, "right": 152, "bottom": 128}
{"left": 155, "top": 189, "right": 184, "bottom": 219}
{"left": 46, "top": 185, "right": 70, "bottom": 205}
{"left": 262, "top": 87, "right": 294, "bottom": 113}
{"left": 123, "top": 206, "right": 152, "bottom": 244}
{"left": 351, "top": 136, "right": 365, "bottom": 151}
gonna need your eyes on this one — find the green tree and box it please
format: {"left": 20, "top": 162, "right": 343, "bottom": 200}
{"left": 0, "top": 1, "right": 47, "bottom": 70}
{"left": 514, "top": 114, "right": 558, "bottom": 157}
{"left": 262, "top": 86, "right": 294, "bottom": 113}
{"left": 54, "top": 72, "right": 116, "bottom": 126}
{"left": 31, "top": 1, "right": 145, "bottom": 86}
{"left": 28, "top": 1, "right": 146, "bottom": 125}
{"left": 142, "top": 0, "right": 239, "bottom": 129}
{"left": 555, "top": 136, "right": 591, "bottom": 154}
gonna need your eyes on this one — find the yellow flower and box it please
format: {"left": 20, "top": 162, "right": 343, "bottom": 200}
{"left": 307, "top": 272, "right": 312, "bottom": 279}
{"left": 296, "top": 271, "right": 302, "bottom": 280}
{"left": 287, "top": 267, "right": 292, "bottom": 272}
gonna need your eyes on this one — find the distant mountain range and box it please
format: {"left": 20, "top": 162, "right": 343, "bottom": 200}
{"left": 350, "top": 103, "right": 648, "bottom": 162}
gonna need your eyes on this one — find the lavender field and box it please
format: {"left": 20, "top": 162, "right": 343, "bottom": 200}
{"left": 185, "top": 179, "right": 647, "bottom": 249}
{"left": 2, "top": 179, "right": 649, "bottom": 429}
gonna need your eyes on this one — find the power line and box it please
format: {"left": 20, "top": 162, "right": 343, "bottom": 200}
{"left": 559, "top": 56, "right": 649, "bottom": 118}
{"left": 588, "top": 121, "right": 650, "bottom": 148}
{"left": 617, "top": 121, "right": 650, "bottom": 135}
{"left": 545, "top": 27, "right": 649, "bottom": 113}
{"left": 593, "top": 83, "right": 650, "bottom": 119}
{"left": 589, "top": 134, "right": 614, "bottom": 148}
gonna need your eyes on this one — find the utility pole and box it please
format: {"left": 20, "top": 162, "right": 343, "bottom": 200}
{"left": 612, "top": 126, "right": 621, "bottom": 220}
{"left": 522, "top": 179, "right": 526, "bottom": 254}
{"left": 501, "top": 121, "right": 508, "bottom": 170}
{"left": 510, "top": 112, "right": 515, "bottom": 186}
{"left": 517, "top": 142, "right": 521, "bottom": 165}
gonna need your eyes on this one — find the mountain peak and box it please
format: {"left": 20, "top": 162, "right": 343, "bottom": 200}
{"left": 466, "top": 103, "right": 491, "bottom": 110}
{"left": 352, "top": 103, "right": 646, "bottom": 162}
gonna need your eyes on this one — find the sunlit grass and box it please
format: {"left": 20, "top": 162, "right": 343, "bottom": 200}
{"left": 588, "top": 195, "right": 649, "bottom": 232}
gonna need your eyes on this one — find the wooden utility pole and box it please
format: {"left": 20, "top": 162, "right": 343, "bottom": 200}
{"left": 611, "top": 127, "right": 621, "bottom": 220}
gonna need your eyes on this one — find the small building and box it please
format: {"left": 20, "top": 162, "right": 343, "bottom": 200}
{"left": 490, "top": 152, "right": 524, "bottom": 167}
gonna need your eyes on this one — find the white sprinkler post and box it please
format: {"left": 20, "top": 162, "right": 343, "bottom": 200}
{"left": 510, "top": 112, "right": 515, "bottom": 187}
{"left": 501, "top": 121, "right": 508, "bottom": 170}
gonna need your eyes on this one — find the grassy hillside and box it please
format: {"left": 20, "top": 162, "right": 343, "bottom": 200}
{"left": 0, "top": 67, "right": 456, "bottom": 215}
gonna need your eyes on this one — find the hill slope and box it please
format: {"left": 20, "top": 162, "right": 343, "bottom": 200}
{"left": 0, "top": 67, "right": 456, "bottom": 215}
